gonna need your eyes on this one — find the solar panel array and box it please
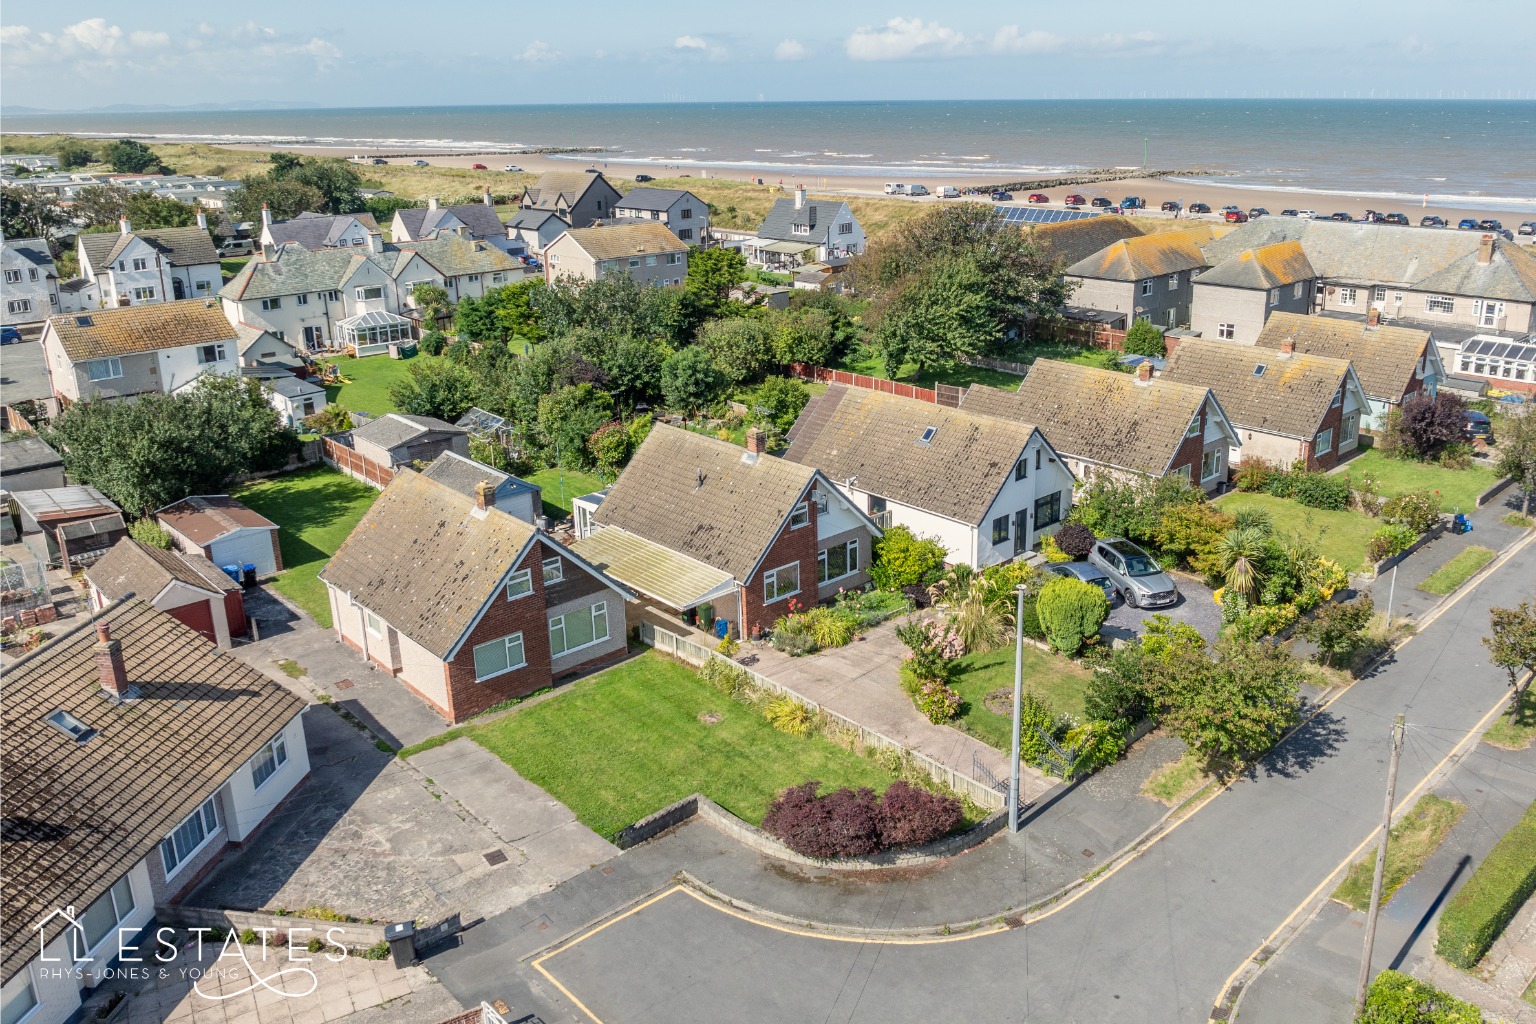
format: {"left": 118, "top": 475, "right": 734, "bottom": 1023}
{"left": 1462, "top": 336, "right": 1536, "bottom": 363}
{"left": 994, "top": 206, "right": 1101, "bottom": 226}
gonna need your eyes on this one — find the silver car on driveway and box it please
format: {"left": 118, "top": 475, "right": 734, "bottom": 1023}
{"left": 1044, "top": 561, "right": 1123, "bottom": 607}
{"left": 1088, "top": 538, "right": 1179, "bottom": 609}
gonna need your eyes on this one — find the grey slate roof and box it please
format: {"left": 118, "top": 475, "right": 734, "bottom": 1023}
{"left": 758, "top": 196, "right": 852, "bottom": 245}
{"left": 784, "top": 385, "right": 1044, "bottom": 525}
{"left": 1160, "top": 338, "right": 1354, "bottom": 440}
{"left": 79, "top": 226, "right": 219, "bottom": 270}
{"left": 220, "top": 243, "right": 395, "bottom": 301}
{"left": 395, "top": 202, "right": 508, "bottom": 243}
{"left": 319, "top": 471, "right": 538, "bottom": 657}
{"left": 963, "top": 360, "right": 1219, "bottom": 477}
{"left": 268, "top": 375, "right": 326, "bottom": 400}
{"left": 615, "top": 187, "right": 693, "bottom": 212}
{"left": 1199, "top": 220, "right": 1536, "bottom": 302}
{"left": 594, "top": 424, "right": 817, "bottom": 582}
{"left": 263, "top": 212, "right": 381, "bottom": 250}
{"left": 1254, "top": 312, "right": 1433, "bottom": 402}
{"left": 507, "top": 209, "right": 569, "bottom": 231}
{"left": 521, "top": 171, "right": 616, "bottom": 214}
{"left": 352, "top": 413, "right": 466, "bottom": 451}
{"left": 2, "top": 236, "right": 55, "bottom": 269}
{"left": 420, "top": 450, "right": 538, "bottom": 503}
{"left": 396, "top": 235, "right": 522, "bottom": 278}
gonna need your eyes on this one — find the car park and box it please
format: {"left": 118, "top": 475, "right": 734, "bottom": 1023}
{"left": 1091, "top": 197, "right": 1112, "bottom": 208}
{"left": 1420, "top": 215, "right": 1446, "bottom": 228}
{"left": 1519, "top": 222, "right": 1536, "bottom": 236}
{"left": 1188, "top": 202, "right": 1211, "bottom": 214}
{"left": 1297, "top": 210, "right": 1317, "bottom": 218}
{"left": 1224, "top": 210, "right": 1249, "bottom": 223}
{"left": 1280, "top": 209, "right": 1300, "bottom": 217}
{"left": 1329, "top": 212, "right": 1353, "bottom": 221}
{"left": 1249, "top": 208, "right": 1269, "bottom": 218}
{"left": 1161, "top": 200, "right": 1182, "bottom": 213}
{"left": 1045, "top": 562, "right": 1122, "bottom": 607}
{"left": 1457, "top": 219, "right": 1480, "bottom": 230}
{"left": 991, "top": 190, "right": 1014, "bottom": 201}
{"left": 1088, "top": 538, "right": 1179, "bottom": 609}
{"left": 908, "top": 184, "right": 929, "bottom": 196}
{"left": 1120, "top": 196, "right": 1146, "bottom": 209}
{"left": 1462, "top": 409, "right": 1495, "bottom": 442}
{"left": 1064, "top": 194, "right": 1087, "bottom": 206}
{"left": 1027, "top": 193, "right": 1050, "bottom": 203}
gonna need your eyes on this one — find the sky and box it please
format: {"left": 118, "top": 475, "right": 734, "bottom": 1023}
{"left": 2, "top": 0, "right": 1533, "bottom": 111}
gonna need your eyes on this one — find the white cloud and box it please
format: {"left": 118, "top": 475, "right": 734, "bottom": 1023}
{"left": 1, "top": 17, "right": 172, "bottom": 65}
{"left": 674, "top": 35, "right": 708, "bottom": 51}
{"left": 3, "top": 17, "right": 338, "bottom": 77}
{"left": 845, "top": 18, "right": 1161, "bottom": 61}
{"left": 774, "top": 38, "right": 809, "bottom": 61}
{"left": 514, "top": 40, "right": 561, "bottom": 63}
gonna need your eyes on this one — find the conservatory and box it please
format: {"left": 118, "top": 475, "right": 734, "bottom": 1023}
{"left": 338, "top": 310, "right": 415, "bottom": 357}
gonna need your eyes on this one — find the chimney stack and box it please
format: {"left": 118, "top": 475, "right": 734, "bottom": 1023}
{"left": 1479, "top": 233, "right": 1494, "bottom": 265}
{"left": 261, "top": 203, "right": 272, "bottom": 229}
{"left": 428, "top": 196, "right": 439, "bottom": 211}
{"left": 475, "top": 480, "right": 495, "bottom": 512}
{"left": 483, "top": 187, "right": 494, "bottom": 208}
{"left": 794, "top": 186, "right": 806, "bottom": 210}
{"left": 1280, "top": 337, "right": 1295, "bottom": 356}
{"left": 196, "top": 208, "right": 208, "bottom": 231}
{"left": 745, "top": 426, "right": 766, "bottom": 453}
{"left": 94, "top": 622, "right": 129, "bottom": 700}
{"left": 118, "top": 215, "right": 131, "bottom": 235}
{"left": 1367, "top": 307, "right": 1381, "bottom": 327}
{"left": 1136, "top": 360, "right": 1153, "bottom": 383}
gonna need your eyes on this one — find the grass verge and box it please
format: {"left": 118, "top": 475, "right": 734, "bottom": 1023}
{"left": 1417, "top": 546, "right": 1495, "bottom": 596}
{"left": 1331, "top": 794, "right": 1465, "bottom": 911}
{"left": 234, "top": 467, "right": 378, "bottom": 628}
{"left": 1484, "top": 689, "right": 1536, "bottom": 751}
{"left": 1341, "top": 449, "right": 1498, "bottom": 513}
{"left": 947, "top": 645, "right": 1093, "bottom": 751}
{"left": 1142, "top": 751, "right": 1208, "bottom": 806}
{"left": 1435, "top": 798, "right": 1536, "bottom": 968}
{"left": 1214, "top": 492, "right": 1377, "bottom": 573}
{"left": 454, "top": 650, "right": 901, "bottom": 836}
{"left": 1502, "top": 511, "right": 1534, "bottom": 529}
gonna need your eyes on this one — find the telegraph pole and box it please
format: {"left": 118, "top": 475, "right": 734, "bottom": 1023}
{"left": 1355, "top": 714, "right": 1406, "bottom": 1015}
{"left": 1009, "top": 583, "right": 1026, "bottom": 832}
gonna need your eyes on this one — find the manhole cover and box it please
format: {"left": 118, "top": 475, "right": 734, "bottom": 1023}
{"left": 601, "top": 866, "right": 615, "bottom": 875}
{"left": 699, "top": 711, "right": 723, "bottom": 725}
{"left": 1081, "top": 849, "right": 1095, "bottom": 857}
{"left": 335, "top": 678, "right": 355, "bottom": 690}
{"left": 483, "top": 849, "right": 508, "bottom": 866}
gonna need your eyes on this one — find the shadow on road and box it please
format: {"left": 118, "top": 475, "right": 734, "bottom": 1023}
{"left": 1247, "top": 708, "right": 1349, "bottom": 780}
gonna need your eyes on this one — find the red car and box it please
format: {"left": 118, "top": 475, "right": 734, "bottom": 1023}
{"left": 1224, "top": 210, "right": 1249, "bottom": 223}
{"left": 1064, "top": 194, "right": 1087, "bottom": 206}
{"left": 471, "top": 163, "right": 488, "bottom": 170}
{"left": 1027, "top": 193, "right": 1050, "bottom": 204}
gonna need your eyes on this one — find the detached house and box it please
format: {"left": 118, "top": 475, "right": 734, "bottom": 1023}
{"left": 0, "top": 602, "right": 308, "bottom": 1024}
{"left": 392, "top": 191, "right": 524, "bottom": 255}
{"left": 1064, "top": 227, "right": 1212, "bottom": 331}
{"left": 1256, "top": 311, "right": 1442, "bottom": 430}
{"left": 571, "top": 425, "right": 882, "bottom": 639}
{"left": 2, "top": 236, "right": 60, "bottom": 326}
{"left": 743, "top": 188, "right": 865, "bottom": 270}
{"left": 321, "top": 471, "right": 631, "bottom": 722}
{"left": 612, "top": 188, "right": 710, "bottom": 246}
{"left": 519, "top": 170, "right": 622, "bottom": 228}
{"left": 40, "top": 299, "right": 242, "bottom": 409}
{"left": 1160, "top": 337, "right": 1369, "bottom": 472}
{"left": 77, "top": 219, "right": 221, "bottom": 307}
{"left": 396, "top": 234, "right": 530, "bottom": 304}
{"left": 1190, "top": 239, "right": 1316, "bottom": 344}
{"left": 784, "top": 385, "right": 1074, "bottom": 568}
{"left": 543, "top": 222, "right": 688, "bottom": 286}
{"left": 259, "top": 208, "right": 383, "bottom": 251}
{"left": 963, "top": 359, "right": 1241, "bottom": 494}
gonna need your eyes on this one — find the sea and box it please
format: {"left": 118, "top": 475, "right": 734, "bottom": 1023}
{"left": 8, "top": 99, "right": 1535, "bottom": 212}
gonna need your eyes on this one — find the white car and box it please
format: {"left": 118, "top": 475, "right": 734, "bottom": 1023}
{"left": 412, "top": 159, "right": 429, "bottom": 167}
{"left": 503, "top": 164, "right": 524, "bottom": 173}
{"left": 1297, "top": 209, "right": 1318, "bottom": 219}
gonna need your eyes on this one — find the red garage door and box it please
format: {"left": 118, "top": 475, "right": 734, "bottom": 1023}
{"left": 168, "top": 600, "right": 217, "bottom": 643}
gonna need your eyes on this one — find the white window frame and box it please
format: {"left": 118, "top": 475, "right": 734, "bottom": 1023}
{"left": 131, "top": 257, "right": 149, "bottom": 272}
{"left": 364, "top": 610, "right": 383, "bottom": 636}
{"left": 1331, "top": 388, "right": 1342, "bottom": 408}
{"left": 667, "top": 253, "right": 681, "bottom": 265}
{"left": 813, "top": 488, "right": 830, "bottom": 514}
{"left": 763, "top": 562, "right": 800, "bottom": 604}
{"left": 251, "top": 734, "right": 288, "bottom": 790}
{"left": 1185, "top": 413, "right": 1201, "bottom": 438}
{"left": 1337, "top": 287, "right": 1357, "bottom": 306}
{"left": 260, "top": 297, "right": 282, "bottom": 311}
{"left": 549, "top": 601, "right": 610, "bottom": 659}
{"left": 788, "top": 502, "right": 810, "bottom": 529}
{"left": 1140, "top": 279, "right": 1153, "bottom": 296}
{"left": 1268, "top": 288, "right": 1279, "bottom": 306}
{"left": 1168, "top": 273, "right": 1180, "bottom": 288}
{"left": 1315, "top": 427, "right": 1333, "bottom": 454}
{"left": 326, "top": 290, "right": 341, "bottom": 302}
{"left": 6, "top": 298, "right": 31, "bottom": 315}
{"left": 1373, "top": 286, "right": 1387, "bottom": 303}
{"left": 86, "top": 357, "right": 123, "bottom": 381}
{"left": 296, "top": 292, "right": 309, "bottom": 306}
{"left": 2, "top": 269, "right": 20, "bottom": 284}
{"left": 506, "top": 568, "right": 533, "bottom": 600}
{"left": 628, "top": 257, "right": 641, "bottom": 269}
{"left": 160, "top": 794, "right": 220, "bottom": 879}
{"left": 1425, "top": 294, "right": 1455, "bottom": 315}
{"left": 131, "top": 286, "right": 156, "bottom": 301}
{"left": 472, "top": 632, "right": 527, "bottom": 681}
{"left": 1217, "top": 323, "right": 1235, "bottom": 340}
{"left": 1293, "top": 282, "right": 1304, "bottom": 299}
{"left": 1341, "top": 414, "right": 1359, "bottom": 445}
{"left": 644, "top": 255, "right": 657, "bottom": 267}
{"left": 196, "top": 343, "right": 227, "bottom": 365}
{"left": 1201, "top": 448, "right": 1222, "bottom": 480}
{"left": 355, "top": 285, "right": 384, "bottom": 301}
{"left": 542, "top": 557, "right": 563, "bottom": 584}
{"left": 2, "top": 973, "right": 38, "bottom": 1023}
{"left": 817, "top": 539, "right": 859, "bottom": 584}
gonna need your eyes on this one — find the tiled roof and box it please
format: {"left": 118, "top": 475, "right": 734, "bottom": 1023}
{"left": 615, "top": 187, "right": 694, "bottom": 212}
{"left": 318, "top": 471, "right": 538, "bottom": 657}
{"left": 784, "top": 385, "right": 1041, "bottom": 525}
{"left": 758, "top": 196, "right": 852, "bottom": 245}
{"left": 0, "top": 601, "right": 304, "bottom": 983}
{"left": 558, "top": 222, "right": 687, "bottom": 261}
{"left": 220, "top": 244, "right": 394, "bottom": 302}
{"left": 1196, "top": 240, "right": 1315, "bottom": 290}
{"left": 79, "top": 226, "right": 219, "bottom": 271}
{"left": 1029, "top": 216, "right": 1144, "bottom": 267}
{"left": 964, "top": 360, "right": 1215, "bottom": 477}
{"left": 46, "top": 299, "right": 235, "bottom": 362}
{"left": 1160, "top": 338, "right": 1352, "bottom": 439}
{"left": 594, "top": 424, "right": 816, "bottom": 582}
{"left": 352, "top": 413, "right": 465, "bottom": 451}
{"left": 395, "top": 202, "right": 507, "bottom": 243}
{"left": 397, "top": 235, "right": 522, "bottom": 278}
{"left": 1200, "top": 220, "right": 1536, "bottom": 302}
{"left": 1065, "top": 228, "right": 1211, "bottom": 281}
{"left": 85, "top": 537, "right": 237, "bottom": 600}
{"left": 155, "top": 495, "right": 276, "bottom": 545}
{"left": 507, "top": 209, "right": 569, "bottom": 231}
{"left": 521, "top": 171, "right": 609, "bottom": 212}
{"left": 263, "top": 212, "right": 381, "bottom": 250}
{"left": 1254, "top": 312, "right": 1432, "bottom": 402}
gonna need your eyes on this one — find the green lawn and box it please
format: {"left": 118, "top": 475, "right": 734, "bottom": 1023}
{"left": 947, "top": 644, "right": 1095, "bottom": 751}
{"left": 1214, "top": 492, "right": 1378, "bottom": 573}
{"left": 322, "top": 353, "right": 435, "bottom": 418}
{"left": 220, "top": 257, "right": 250, "bottom": 279}
{"left": 1418, "top": 546, "right": 1496, "bottom": 596}
{"left": 235, "top": 467, "right": 378, "bottom": 627}
{"left": 1341, "top": 449, "right": 1498, "bottom": 513}
{"left": 525, "top": 467, "right": 607, "bottom": 520}
{"left": 1332, "top": 794, "right": 1465, "bottom": 910}
{"left": 1484, "top": 689, "right": 1536, "bottom": 751}
{"left": 455, "top": 650, "right": 901, "bottom": 835}
{"left": 830, "top": 339, "right": 1124, "bottom": 393}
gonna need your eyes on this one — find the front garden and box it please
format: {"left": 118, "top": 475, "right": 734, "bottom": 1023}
{"left": 1214, "top": 492, "right": 1377, "bottom": 574}
{"left": 1342, "top": 448, "right": 1498, "bottom": 513}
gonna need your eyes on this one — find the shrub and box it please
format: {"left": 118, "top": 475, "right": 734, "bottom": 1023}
{"left": 239, "top": 928, "right": 259, "bottom": 946}
{"left": 715, "top": 634, "right": 740, "bottom": 657}
{"left": 128, "top": 518, "right": 172, "bottom": 549}
{"left": 1123, "top": 320, "right": 1166, "bottom": 358}
{"left": 801, "top": 605, "right": 860, "bottom": 648}
{"left": 1140, "top": 614, "right": 1206, "bottom": 662}
{"left": 1039, "top": 533, "right": 1073, "bottom": 562}
{"left": 764, "top": 697, "right": 815, "bottom": 737}
{"left": 1359, "top": 970, "right": 1482, "bottom": 1024}
{"left": 1382, "top": 491, "right": 1442, "bottom": 534}
{"left": 1434, "top": 800, "right": 1536, "bottom": 969}
{"left": 1393, "top": 390, "right": 1467, "bottom": 461}
{"left": 419, "top": 329, "right": 448, "bottom": 356}
{"left": 875, "top": 781, "right": 963, "bottom": 848}
{"left": 1233, "top": 456, "right": 1271, "bottom": 492}
{"left": 1083, "top": 647, "right": 1150, "bottom": 728}
{"left": 870, "top": 526, "right": 948, "bottom": 591}
{"left": 1018, "top": 597, "right": 1045, "bottom": 642}
{"left": 1154, "top": 502, "right": 1234, "bottom": 579}
{"left": 1295, "top": 595, "right": 1375, "bottom": 669}
{"left": 304, "top": 403, "right": 353, "bottom": 435}
{"left": 1065, "top": 720, "right": 1128, "bottom": 776}
{"left": 1287, "top": 469, "right": 1351, "bottom": 510}
{"left": 1053, "top": 523, "right": 1096, "bottom": 559}
{"left": 1225, "top": 601, "right": 1300, "bottom": 641}
{"left": 1367, "top": 523, "right": 1420, "bottom": 563}
{"left": 1437, "top": 441, "right": 1474, "bottom": 470}
{"left": 1036, "top": 577, "right": 1110, "bottom": 656}
{"left": 762, "top": 782, "right": 881, "bottom": 859}
{"left": 361, "top": 941, "right": 391, "bottom": 961}
{"left": 916, "top": 681, "right": 961, "bottom": 723}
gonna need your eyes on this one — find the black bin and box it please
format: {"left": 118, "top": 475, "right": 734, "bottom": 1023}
{"left": 382, "top": 921, "right": 415, "bottom": 968}
{"left": 241, "top": 563, "right": 257, "bottom": 588}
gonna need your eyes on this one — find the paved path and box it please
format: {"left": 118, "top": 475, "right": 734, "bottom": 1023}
{"left": 430, "top": 533, "right": 1536, "bottom": 1023}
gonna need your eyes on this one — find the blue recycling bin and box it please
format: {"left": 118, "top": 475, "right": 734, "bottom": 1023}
{"left": 715, "top": 618, "right": 730, "bottom": 640}
{"left": 221, "top": 564, "right": 242, "bottom": 584}
{"left": 1453, "top": 513, "right": 1472, "bottom": 535}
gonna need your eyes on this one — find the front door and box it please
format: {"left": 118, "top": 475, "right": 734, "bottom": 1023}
{"left": 1013, "top": 509, "right": 1029, "bottom": 556}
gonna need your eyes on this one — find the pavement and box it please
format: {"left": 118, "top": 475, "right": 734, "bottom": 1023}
{"left": 421, "top": 530, "right": 1536, "bottom": 1024}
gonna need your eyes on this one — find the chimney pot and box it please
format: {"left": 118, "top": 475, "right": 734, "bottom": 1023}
{"left": 428, "top": 196, "right": 439, "bottom": 211}
{"left": 1136, "top": 360, "right": 1153, "bottom": 382}
{"left": 475, "top": 479, "right": 495, "bottom": 512}
{"left": 94, "top": 624, "right": 129, "bottom": 699}
{"left": 261, "top": 203, "right": 272, "bottom": 229}
{"left": 1280, "top": 337, "right": 1295, "bottom": 356}
{"left": 483, "top": 187, "right": 494, "bottom": 208}
{"left": 745, "top": 426, "right": 766, "bottom": 453}
{"left": 196, "top": 209, "right": 208, "bottom": 231}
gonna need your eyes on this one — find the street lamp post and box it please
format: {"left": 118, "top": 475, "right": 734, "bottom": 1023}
{"left": 1009, "top": 582, "right": 1027, "bottom": 832}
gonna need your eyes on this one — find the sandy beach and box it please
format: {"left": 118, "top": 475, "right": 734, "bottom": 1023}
{"left": 218, "top": 142, "right": 1531, "bottom": 226}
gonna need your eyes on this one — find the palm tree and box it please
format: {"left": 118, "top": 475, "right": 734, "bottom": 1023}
{"left": 1221, "top": 526, "right": 1268, "bottom": 602}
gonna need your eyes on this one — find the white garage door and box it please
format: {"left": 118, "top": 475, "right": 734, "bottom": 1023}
{"left": 209, "top": 529, "right": 278, "bottom": 577}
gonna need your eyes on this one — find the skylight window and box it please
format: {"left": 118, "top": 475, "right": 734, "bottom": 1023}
{"left": 46, "top": 709, "right": 95, "bottom": 744}
{"left": 75, "top": 315, "right": 94, "bottom": 327}
{"left": 1252, "top": 364, "right": 1267, "bottom": 377}
{"left": 918, "top": 426, "right": 937, "bottom": 446}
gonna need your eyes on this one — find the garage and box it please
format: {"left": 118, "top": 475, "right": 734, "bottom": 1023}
{"left": 155, "top": 495, "right": 283, "bottom": 579}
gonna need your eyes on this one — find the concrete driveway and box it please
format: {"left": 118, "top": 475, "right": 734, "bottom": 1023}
{"left": 1102, "top": 570, "right": 1223, "bottom": 644}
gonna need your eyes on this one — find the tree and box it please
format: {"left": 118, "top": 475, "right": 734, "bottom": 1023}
{"left": 388, "top": 359, "right": 479, "bottom": 421}
{"left": 128, "top": 519, "right": 172, "bottom": 549}
{"left": 660, "top": 346, "right": 726, "bottom": 414}
{"left": 411, "top": 282, "right": 450, "bottom": 321}
{"left": 537, "top": 384, "right": 613, "bottom": 469}
{"left": 1295, "top": 595, "right": 1375, "bottom": 669}
{"left": 56, "top": 139, "right": 94, "bottom": 168}
{"left": 1123, "top": 320, "right": 1166, "bottom": 358}
{"left": 229, "top": 177, "right": 325, "bottom": 222}
{"left": 603, "top": 338, "right": 665, "bottom": 413}
{"left": 258, "top": 154, "right": 364, "bottom": 214}
{"left": 1393, "top": 391, "right": 1466, "bottom": 461}
{"left": 468, "top": 436, "right": 510, "bottom": 471}
{"left": 1150, "top": 637, "right": 1304, "bottom": 771}
{"left": 685, "top": 246, "right": 747, "bottom": 313}
{"left": 69, "top": 184, "right": 137, "bottom": 229}
{"left": 43, "top": 376, "right": 297, "bottom": 515}
{"left": 697, "top": 317, "right": 776, "bottom": 385}
{"left": 1495, "top": 412, "right": 1536, "bottom": 516}
{"left": 747, "top": 376, "right": 810, "bottom": 432}
{"left": 533, "top": 273, "right": 689, "bottom": 345}
{"left": 1036, "top": 576, "right": 1110, "bottom": 656}
{"left": 870, "top": 255, "right": 997, "bottom": 376}
{"left": 125, "top": 192, "right": 198, "bottom": 229}
{"left": 104, "top": 139, "right": 161, "bottom": 174}
{"left": 771, "top": 305, "right": 841, "bottom": 367}
{"left": 1220, "top": 526, "right": 1269, "bottom": 603}
{"left": 587, "top": 421, "right": 633, "bottom": 478}
{"left": 1, "top": 185, "right": 66, "bottom": 245}
{"left": 1484, "top": 601, "right": 1536, "bottom": 719}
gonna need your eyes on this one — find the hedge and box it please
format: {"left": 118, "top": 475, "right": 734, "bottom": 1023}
{"left": 1358, "top": 969, "right": 1482, "bottom": 1024}
{"left": 1434, "top": 798, "right": 1536, "bottom": 969}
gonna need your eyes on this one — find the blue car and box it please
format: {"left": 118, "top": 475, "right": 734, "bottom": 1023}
{"left": 0, "top": 326, "right": 22, "bottom": 345}
{"left": 1045, "top": 561, "right": 1123, "bottom": 608}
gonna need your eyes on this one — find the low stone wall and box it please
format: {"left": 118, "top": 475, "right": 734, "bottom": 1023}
{"left": 155, "top": 905, "right": 389, "bottom": 949}
{"left": 1477, "top": 476, "right": 1515, "bottom": 508}
{"left": 612, "top": 795, "right": 699, "bottom": 850}
{"left": 1369, "top": 518, "right": 1449, "bottom": 578}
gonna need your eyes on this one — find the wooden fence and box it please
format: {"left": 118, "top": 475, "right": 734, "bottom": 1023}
{"left": 639, "top": 621, "right": 1006, "bottom": 810}
{"left": 788, "top": 363, "right": 938, "bottom": 404}
{"left": 321, "top": 436, "right": 394, "bottom": 490}
{"left": 958, "top": 354, "right": 1030, "bottom": 377}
